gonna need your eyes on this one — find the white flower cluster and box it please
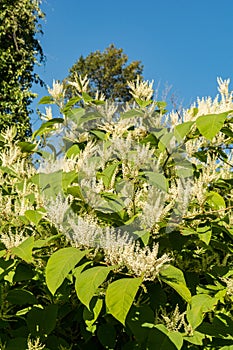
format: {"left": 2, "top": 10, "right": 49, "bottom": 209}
{"left": 168, "top": 77, "right": 233, "bottom": 127}
{"left": 67, "top": 74, "right": 89, "bottom": 94}
{"left": 45, "top": 193, "right": 72, "bottom": 230}
{"left": 66, "top": 214, "right": 103, "bottom": 249}
{"left": 159, "top": 304, "right": 186, "bottom": 332}
{"left": 0, "top": 228, "right": 28, "bottom": 250}
{"left": 41, "top": 106, "right": 53, "bottom": 121}
{"left": 220, "top": 276, "right": 233, "bottom": 297}
{"left": 45, "top": 204, "right": 171, "bottom": 280}
{"left": 105, "top": 239, "right": 171, "bottom": 281}
{"left": 27, "top": 337, "right": 45, "bottom": 350}
{"left": 128, "top": 75, "right": 154, "bottom": 101}
{"left": 0, "top": 145, "right": 21, "bottom": 167}
{"left": 37, "top": 157, "right": 76, "bottom": 174}
{"left": 48, "top": 80, "right": 64, "bottom": 101}
{"left": 139, "top": 188, "right": 174, "bottom": 232}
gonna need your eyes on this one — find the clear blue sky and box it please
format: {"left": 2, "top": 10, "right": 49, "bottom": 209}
{"left": 32, "top": 0, "right": 233, "bottom": 128}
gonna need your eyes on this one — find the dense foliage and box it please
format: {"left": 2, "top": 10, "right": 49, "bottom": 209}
{"left": 66, "top": 44, "right": 143, "bottom": 102}
{"left": 0, "top": 0, "right": 44, "bottom": 140}
{"left": 0, "top": 76, "right": 233, "bottom": 349}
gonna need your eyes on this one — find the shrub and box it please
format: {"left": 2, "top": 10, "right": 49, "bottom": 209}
{"left": 0, "top": 77, "right": 233, "bottom": 349}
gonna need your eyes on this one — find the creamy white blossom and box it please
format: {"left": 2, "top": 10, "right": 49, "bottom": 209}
{"left": 56, "top": 212, "right": 171, "bottom": 281}
{"left": 139, "top": 188, "right": 173, "bottom": 232}
{"left": 0, "top": 145, "right": 21, "bottom": 167}
{"left": 96, "top": 100, "right": 118, "bottom": 122}
{"left": 48, "top": 80, "right": 64, "bottom": 100}
{"left": 45, "top": 193, "right": 72, "bottom": 229}
{"left": 159, "top": 304, "right": 186, "bottom": 332}
{"left": 0, "top": 228, "right": 28, "bottom": 250}
{"left": 220, "top": 276, "right": 233, "bottom": 296}
{"left": 105, "top": 239, "right": 171, "bottom": 281}
{"left": 168, "top": 77, "right": 233, "bottom": 128}
{"left": 95, "top": 90, "right": 106, "bottom": 101}
{"left": 66, "top": 215, "right": 103, "bottom": 248}
{"left": 217, "top": 77, "right": 231, "bottom": 98}
{"left": 1, "top": 126, "right": 17, "bottom": 144}
{"left": 68, "top": 74, "right": 89, "bottom": 94}
{"left": 27, "top": 337, "right": 45, "bottom": 350}
{"left": 128, "top": 76, "right": 154, "bottom": 101}
{"left": 37, "top": 157, "right": 76, "bottom": 174}
{"left": 41, "top": 106, "right": 53, "bottom": 121}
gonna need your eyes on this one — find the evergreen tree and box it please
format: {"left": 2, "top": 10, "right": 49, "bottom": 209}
{"left": 67, "top": 44, "right": 143, "bottom": 102}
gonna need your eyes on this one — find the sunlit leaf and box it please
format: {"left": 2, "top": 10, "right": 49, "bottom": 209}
{"left": 106, "top": 277, "right": 142, "bottom": 325}
{"left": 46, "top": 247, "right": 87, "bottom": 295}
{"left": 196, "top": 112, "right": 228, "bottom": 140}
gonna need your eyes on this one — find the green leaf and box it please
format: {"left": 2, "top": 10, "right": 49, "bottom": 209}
{"left": 46, "top": 247, "right": 87, "bottom": 295}
{"left": 175, "top": 159, "right": 194, "bottom": 178}
{"left": 187, "top": 294, "right": 217, "bottom": 329}
{"left": 61, "top": 96, "right": 82, "bottom": 114}
{"left": 62, "top": 170, "right": 78, "bottom": 191}
{"left": 206, "top": 191, "right": 226, "bottom": 210}
{"left": 66, "top": 107, "right": 85, "bottom": 122}
{"left": 174, "top": 121, "right": 194, "bottom": 142}
{"left": 7, "top": 338, "right": 27, "bottom": 350}
{"left": 7, "top": 289, "right": 37, "bottom": 305}
{"left": 18, "top": 141, "right": 37, "bottom": 153}
{"left": 13, "top": 263, "right": 35, "bottom": 282}
{"left": 160, "top": 265, "right": 191, "bottom": 302}
{"left": 75, "top": 266, "right": 113, "bottom": 309}
{"left": 106, "top": 277, "right": 142, "bottom": 325}
{"left": 82, "top": 92, "right": 93, "bottom": 102}
{"left": 90, "top": 130, "right": 107, "bottom": 140}
{"left": 98, "top": 193, "right": 125, "bottom": 213}
{"left": 97, "top": 323, "right": 116, "bottom": 348}
{"left": 135, "top": 98, "right": 153, "bottom": 107}
{"left": 0, "top": 250, "right": 6, "bottom": 258}
{"left": 65, "top": 144, "right": 80, "bottom": 158}
{"left": 144, "top": 171, "right": 168, "bottom": 192}
{"left": 221, "top": 126, "right": 233, "bottom": 138}
{"left": 38, "top": 96, "right": 54, "bottom": 104}
{"left": 120, "top": 109, "right": 144, "bottom": 119}
{"left": 127, "top": 305, "right": 154, "bottom": 343}
{"left": 67, "top": 185, "right": 84, "bottom": 199}
{"left": 38, "top": 171, "right": 63, "bottom": 198}
{"left": 11, "top": 236, "right": 34, "bottom": 263}
{"left": 197, "top": 225, "right": 212, "bottom": 245}
{"left": 33, "top": 234, "right": 62, "bottom": 249}
{"left": 196, "top": 112, "right": 228, "bottom": 140}
{"left": 101, "top": 162, "right": 119, "bottom": 188}
{"left": 158, "top": 133, "right": 174, "bottom": 151}
{"left": 32, "top": 118, "right": 64, "bottom": 139}
{"left": 27, "top": 304, "right": 58, "bottom": 336}
{"left": 83, "top": 297, "right": 103, "bottom": 333}
{"left": 144, "top": 323, "right": 183, "bottom": 350}
{"left": 156, "top": 325, "right": 183, "bottom": 350}
{"left": 183, "top": 331, "right": 205, "bottom": 345}
{"left": 156, "top": 101, "right": 167, "bottom": 110}
{"left": 24, "top": 210, "right": 43, "bottom": 226}
{"left": 78, "top": 111, "right": 102, "bottom": 126}
{"left": 134, "top": 230, "right": 150, "bottom": 246}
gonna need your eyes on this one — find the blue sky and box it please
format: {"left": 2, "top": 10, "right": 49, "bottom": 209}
{"left": 32, "top": 0, "right": 233, "bottom": 128}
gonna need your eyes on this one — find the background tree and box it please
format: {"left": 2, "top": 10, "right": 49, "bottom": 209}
{"left": 0, "top": 0, "right": 44, "bottom": 139}
{"left": 66, "top": 44, "right": 144, "bottom": 102}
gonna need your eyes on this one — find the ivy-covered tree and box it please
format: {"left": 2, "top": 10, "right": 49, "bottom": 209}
{"left": 0, "top": 0, "right": 44, "bottom": 139}
{"left": 66, "top": 44, "right": 144, "bottom": 102}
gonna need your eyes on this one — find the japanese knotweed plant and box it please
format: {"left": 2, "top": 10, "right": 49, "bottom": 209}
{"left": 0, "top": 76, "right": 233, "bottom": 349}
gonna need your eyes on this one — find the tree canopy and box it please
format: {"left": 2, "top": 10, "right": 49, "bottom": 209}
{"left": 66, "top": 44, "right": 144, "bottom": 102}
{"left": 0, "top": 0, "right": 44, "bottom": 139}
